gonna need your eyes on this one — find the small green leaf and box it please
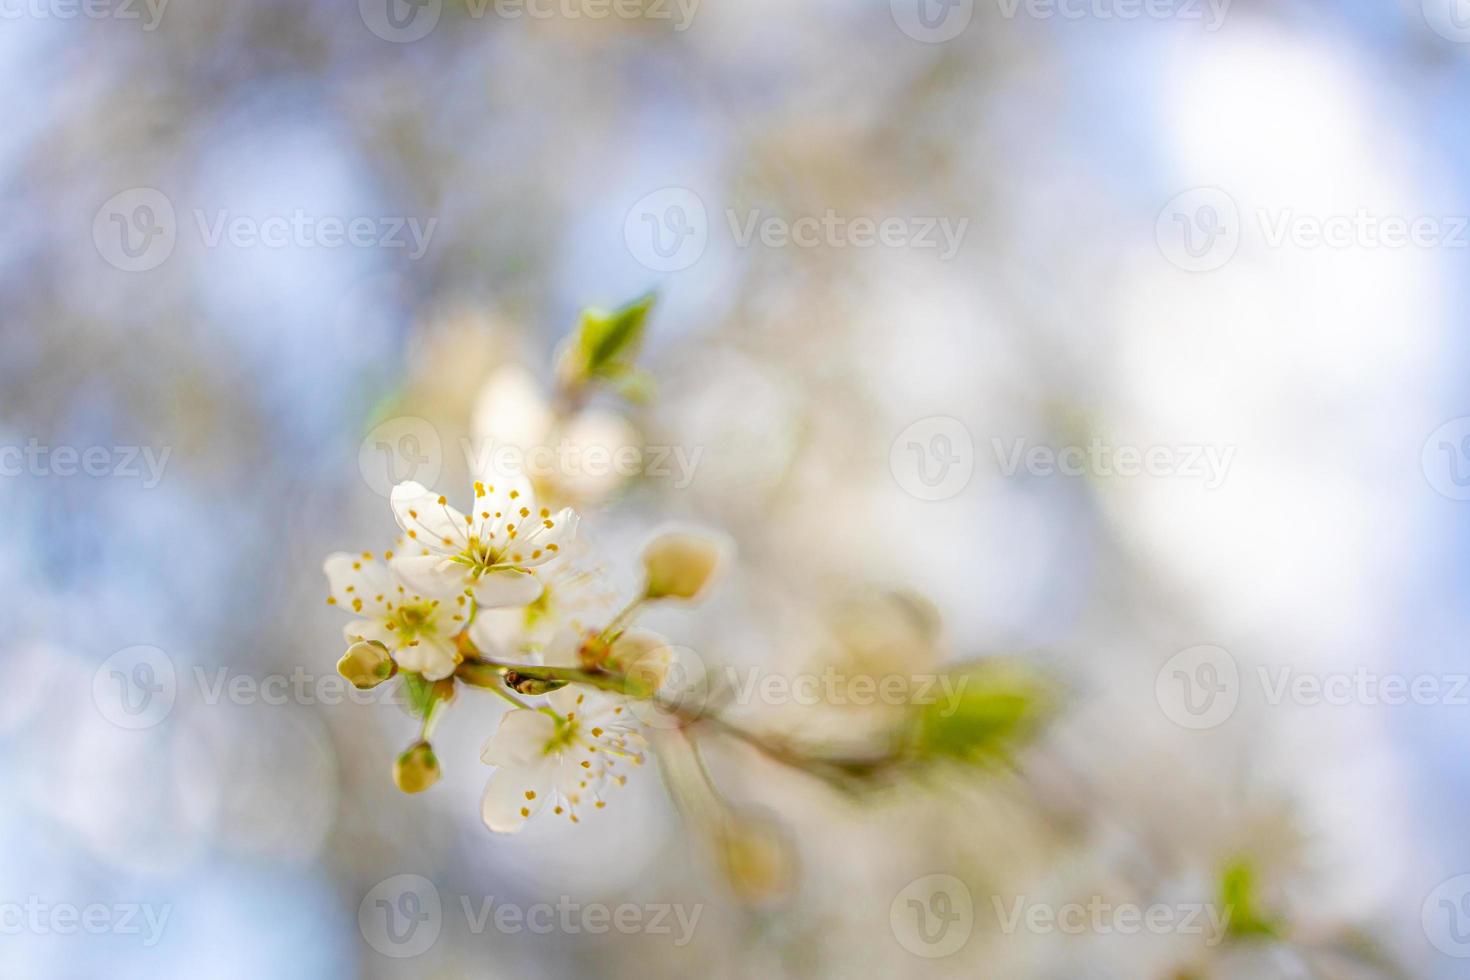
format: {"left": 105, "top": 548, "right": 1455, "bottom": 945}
{"left": 1218, "top": 859, "right": 1284, "bottom": 940}
{"left": 601, "top": 364, "right": 656, "bottom": 403}
{"left": 583, "top": 293, "right": 653, "bottom": 369}
{"left": 401, "top": 672, "right": 435, "bottom": 719}
{"left": 562, "top": 293, "right": 655, "bottom": 388}
{"left": 909, "top": 661, "right": 1051, "bottom": 766}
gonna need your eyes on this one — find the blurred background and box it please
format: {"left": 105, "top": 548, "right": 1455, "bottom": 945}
{"left": 4, "top": 0, "right": 1470, "bottom": 976}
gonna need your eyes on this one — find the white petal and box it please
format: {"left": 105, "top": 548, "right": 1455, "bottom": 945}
{"left": 395, "top": 634, "right": 458, "bottom": 681}
{"left": 541, "top": 627, "right": 584, "bottom": 669}
{"left": 436, "top": 592, "right": 473, "bottom": 633}
{"left": 509, "top": 508, "right": 579, "bottom": 568}
{"left": 467, "top": 608, "right": 537, "bottom": 664}
{"left": 341, "top": 619, "right": 393, "bottom": 647}
{"left": 610, "top": 627, "right": 673, "bottom": 688}
{"left": 468, "top": 469, "right": 538, "bottom": 545}
{"left": 390, "top": 554, "right": 469, "bottom": 599}
{"left": 480, "top": 757, "right": 555, "bottom": 834}
{"left": 480, "top": 709, "right": 556, "bottom": 766}
{"left": 391, "top": 481, "right": 472, "bottom": 555}
{"left": 323, "top": 553, "right": 395, "bottom": 615}
{"left": 557, "top": 751, "right": 603, "bottom": 798}
{"left": 471, "top": 568, "right": 543, "bottom": 608}
{"left": 548, "top": 683, "right": 611, "bottom": 719}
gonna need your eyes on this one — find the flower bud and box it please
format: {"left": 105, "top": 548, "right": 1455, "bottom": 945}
{"left": 715, "top": 810, "right": 796, "bottom": 904}
{"left": 431, "top": 676, "right": 457, "bottom": 705}
{"left": 338, "top": 640, "right": 396, "bottom": 690}
{"left": 393, "top": 741, "right": 441, "bottom": 794}
{"left": 641, "top": 529, "right": 727, "bottom": 602}
{"left": 504, "top": 670, "right": 568, "bottom": 696}
{"left": 608, "top": 628, "right": 672, "bottom": 696}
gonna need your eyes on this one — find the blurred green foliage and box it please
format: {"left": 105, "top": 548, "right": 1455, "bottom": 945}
{"left": 1219, "top": 859, "right": 1284, "bottom": 941}
{"left": 559, "top": 292, "right": 656, "bottom": 401}
{"left": 909, "top": 660, "right": 1053, "bottom": 767}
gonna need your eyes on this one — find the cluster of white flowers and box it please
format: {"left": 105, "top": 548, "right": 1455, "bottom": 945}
{"left": 325, "top": 466, "right": 578, "bottom": 682}
{"left": 480, "top": 628, "right": 653, "bottom": 832}
{"left": 324, "top": 358, "right": 724, "bottom": 833}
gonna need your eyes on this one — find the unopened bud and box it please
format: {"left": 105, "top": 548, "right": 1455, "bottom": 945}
{"left": 504, "top": 670, "right": 568, "bottom": 696}
{"left": 641, "top": 529, "right": 728, "bottom": 602}
{"left": 393, "top": 741, "right": 441, "bottom": 794}
{"left": 431, "top": 676, "right": 457, "bottom": 704}
{"left": 716, "top": 810, "right": 796, "bottom": 904}
{"left": 338, "top": 640, "right": 396, "bottom": 690}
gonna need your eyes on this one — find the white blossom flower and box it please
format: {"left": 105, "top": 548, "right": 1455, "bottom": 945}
{"left": 479, "top": 685, "right": 647, "bottom": 832}
{"left": 472, "top": 363, "right": 640, "bottom": 507}
{"left": 388, "top": 468, "right": 579, "bottom": 610}
{"left": 323, "top": 551, "right": 467, "bottom": 680}
{"left": 466, "top": 538, "right": 618, "bottom": 663}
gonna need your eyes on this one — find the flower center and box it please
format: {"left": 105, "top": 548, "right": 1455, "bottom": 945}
{"left": 458, "top": 535, "right": 511, "bottom": 577}
{"left": 545, "top": 715, "right": 581, "bottom": 754}
{"left": 392, "top": 601, "right": 438, "bottom": 641}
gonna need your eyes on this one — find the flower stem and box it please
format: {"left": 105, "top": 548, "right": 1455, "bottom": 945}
{"left": 483, "top": 680, "right": 536, "bottom": 711}
{"left": 456, "top": 657, "right": 635, "bottom": 696}
{"left": 598, "top": 596, "right": 645, "bottom": 640}
{"left": 420, "top": 694, "right": 447, "bottom": 741}
{"left": 452, "top": 629, "right": 896, "bottom": 787}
